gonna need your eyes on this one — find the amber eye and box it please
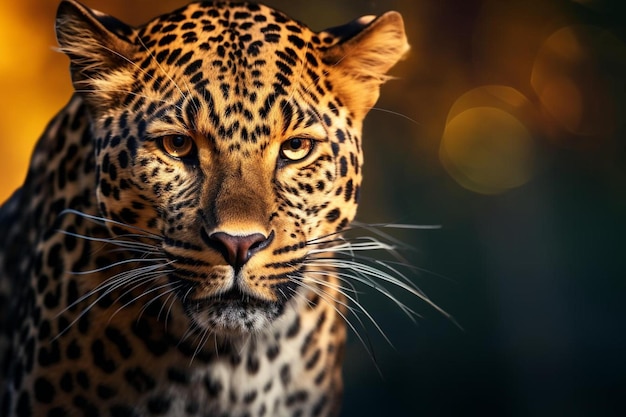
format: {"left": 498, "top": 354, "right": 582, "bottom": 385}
{"left": 160, "top": 135, "right": 195, "bottom": 158}
{"left": 280, "top": 137, "right": 314, "bottom": 161}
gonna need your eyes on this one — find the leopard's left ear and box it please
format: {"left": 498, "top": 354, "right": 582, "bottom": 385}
{"left": 55, "top": 0, "right": 137, "bottom": 106}
{"left": 321, "top": 12, "right": 410, "bottom": 119}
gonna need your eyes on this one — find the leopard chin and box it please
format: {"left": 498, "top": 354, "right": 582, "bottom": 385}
{"left": 179, "top": 285, "right": 288, "bottom": 334}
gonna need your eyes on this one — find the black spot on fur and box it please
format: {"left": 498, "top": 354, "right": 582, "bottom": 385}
{"left": 34, "top": 377, "right": 56, "bottom": 403}
{"left": 167, "top": 367, "right": 190, "bottom": 385}
{"left": 72, "top": 395, "right": 99, "bottom": 416}
{"left": 246, "top": 355, "right": 260, "bottom": 374}
{"left": 158, "top": 34, "right": 177, "bottom": 46}
{"left": 204, "top": 376, "right": 223, "bottom": 397}
{"left": 66, "top": 339, "right": 81, "bottom": 360}
{"left": 325, "top": 208, "right": 340, "bottom": 223}
{"left": 147, "top": 396, "right": 171, "bottom": 415}
{"left": 243, "top": 390, "right": 257, "bottom": 405}
{"left": 305, "top": 348, "right": 322, "bottom": 370}
{"left": 287, "top": 34, "right": 305, "bottom": 49}
{"left": 286, "top": 316, "right": 300, "bottom": 338}
{"left": 280, "top": 364, "right": 291, "bottom": 386}
{"left": 339, "top": 156, "right": 348, "bottom": 177}
{"left": 110, "top": 405, "right": 140, "bottom": 417}
{"left": 59, "top": 372, "right": 73, "bottom": 393}
{"left": 47, "top": 407, "right": 69, "bottom": 417}
{"left": 91, "top": 339, "right": 117, "bottom": 373}
{"left": 96, "top": 384, "right": 117, "bottom": 400}
{"left": 286, "top": 390, "right": 308, "bottom": 406}
{"left": 76, "top": 371, "right": 90, "bottom": 389}
{"left": 124, "top": 367, "right": 156, "bottom": 394}
{"left": 344, "top": 179, "right": 353, "bottom": 202}
{"left": 266, "top": 345, "right": 280, "bottom": 361}
{"left": 38, "top": 340, "right": 61, "bottom": 367}
{"left": 131, "top": 318, "right": 169, "bottom": 356}
{"left": 119, "top": 208, "right": 139, "bottom": 224}
{"left": 16, "top": 391, "right": 31, "bottom": 417}
{"left": 105, "top": 326, "right": 132, "bottom": 359}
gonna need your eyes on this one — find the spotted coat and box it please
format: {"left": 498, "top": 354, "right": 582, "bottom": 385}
{"left": 0, "top": 1, "right": 409, "bottom": 416}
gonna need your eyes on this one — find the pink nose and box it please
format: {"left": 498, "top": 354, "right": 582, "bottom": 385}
{"left": 209, "top": 231, "right": 273, "bottom": 270}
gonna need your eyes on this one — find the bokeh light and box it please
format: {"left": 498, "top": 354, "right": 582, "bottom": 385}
{"left": 440, "top": 86, "right": 535, "bottom": 195}
{"left": 0, "top": 1, "right": 72, "bottom": 203}
{"left": 531, "top": 25, "right": 626, "bottom": 141}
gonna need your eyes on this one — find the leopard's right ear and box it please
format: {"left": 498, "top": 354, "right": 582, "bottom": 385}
{"left": 55, "top": 0, "right": 137, "bottom": 103}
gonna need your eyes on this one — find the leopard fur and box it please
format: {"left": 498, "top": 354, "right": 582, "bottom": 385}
{"left": 0, "top": 1, "right": 408, "bottom": 416}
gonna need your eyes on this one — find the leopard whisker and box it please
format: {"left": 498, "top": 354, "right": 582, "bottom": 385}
{"left": 301, "top": 272, "right": 360, "bottom": 296}
{"left": 140, "top": 282, "right": 182, "bottom": 321}
{"left": 60, "top": 261, "right": 174, "bottom": 316}
{"left": 289, "top": 278, "right": 382, "bottom": 375}
{"left": 190, "top": 324, "right": 212, "bottom": 366}
{"left": 307, "top": 235, "right": 419, "bottom": 290}
{"left": 305, "top": 267, "right": 419, "bottom": 323}
{"left": 365, "top": 106, "right": 422, "bottom": 126}
{"left": 352, "top": 221, "right": 441, "bottom": 250}
{"left": 312, "top": 240, "right": 452, "bottom": 289}
{"left": 53, "top": 274, "right": 152, "bottom": 341}
{"left": 309, "top": 228, "right": 447, "bottom": 290}
{"left": 288, "top": 278, "right": 360, "bottom": 332}
{"left": 175, "top": 285, "right": 207, "bottom": 349}
{"left": 301, "top": 273, "right": 394, "bottom": 346}
{"left": 304, "top": 222, "right": 460, "bottom": 329}
{"left": 70, "top": 257, "right": 170, "bottom": 275}
{"left": 311, "top": 247, "right": 423, "bottom": 295}
{"left": 307, "top": 237, "right": 394, "bottom": 254}
{"left": 60, "top": 209, "right": 163, "bottom": 240}
{"left": 57, "top": 229, "right": 162, "bottom": 253}
{"left": 307, "top": 221, "right": 439, "bottom": 249}
{"left": 54, "top": 262, "right": 175, "bottom": 340}
{"left": 159, "top": 288, "right": 181, "bottom": 329}
{"left": 311, "top": 257, "right": 455, "bottom": 326}
{"left": 112, "top": 279, "right": 180, "bottom": 325}
{"left": 176, "top": 324, "right": 196, "bottom": 349}
{"left": 157, "top": 283, "right": 177, "bottom": 319}
{"left": 102, "top": 268, "right": 173, "bottom": 312}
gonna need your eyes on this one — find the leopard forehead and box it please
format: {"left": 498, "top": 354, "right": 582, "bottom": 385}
{"left": 102, "top": 2, "right": 351, "bottom": 148}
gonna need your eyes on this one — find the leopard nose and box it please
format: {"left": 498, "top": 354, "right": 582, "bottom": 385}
{"left": 208, "top": 231, "right": 274, "bottom": 270}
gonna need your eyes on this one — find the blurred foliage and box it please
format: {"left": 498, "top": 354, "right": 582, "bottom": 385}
{"left": 1, "top": 0, "right": 625, "bottom": 416}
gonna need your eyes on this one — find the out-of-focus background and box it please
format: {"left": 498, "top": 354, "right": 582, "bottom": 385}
{"left": 2, "top": 0, "right": 626, "bottom": 415}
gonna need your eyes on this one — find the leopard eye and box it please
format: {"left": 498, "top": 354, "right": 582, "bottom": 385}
{"left": 160, "top": 135, "right": 195, "bottom": 158}
{"left": 280, "top": 137, "right": 314, "bottom": 161}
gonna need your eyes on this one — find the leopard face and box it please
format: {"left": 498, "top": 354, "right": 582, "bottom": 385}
{"left": 56, "top": 1, "right": 408, "bottom": 335}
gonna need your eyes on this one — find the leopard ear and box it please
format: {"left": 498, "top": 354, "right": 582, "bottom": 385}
{"left": 321, "top": 12, "right": 410, "bottom": 119}
{"left": 55, "top": 0, "right": 137, "bottom": 104}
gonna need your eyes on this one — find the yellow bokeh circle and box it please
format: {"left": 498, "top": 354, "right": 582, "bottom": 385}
{"left": 440, "top": 106, "right": 534, "bottom": 195}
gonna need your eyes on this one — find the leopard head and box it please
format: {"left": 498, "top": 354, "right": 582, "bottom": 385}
{"left": 56, "top": 0, "right": 409, "bottom": 334}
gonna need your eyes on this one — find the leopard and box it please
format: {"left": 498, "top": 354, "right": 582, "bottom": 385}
{"left": 0, "top": 1, "right": 410, "bottom": 416}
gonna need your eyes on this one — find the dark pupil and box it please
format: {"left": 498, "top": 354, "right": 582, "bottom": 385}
{"left": 290, "top": 138, "right": 302, "bottom": 150}
{"left": 172, "top": 136, "right": 186, "bottom": 148}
